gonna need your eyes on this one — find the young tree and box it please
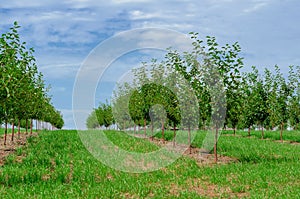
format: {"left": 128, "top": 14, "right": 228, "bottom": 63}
{"left": 274, "top": 66, "right": 289, "bottom": 140}
{"left": 240, "top": 67, "right": 259, "bottom": 137}
{"left": 287, "top": 65, "right": 300, "bottom": 130}
{"left": 112, "top": 83, "right": 133, "bottom": 131}
{"left": 86, "top": 110, "right": 99, "bottom": 129}
{"left": 102, "top": 102, "right": 114, "bottom": 129}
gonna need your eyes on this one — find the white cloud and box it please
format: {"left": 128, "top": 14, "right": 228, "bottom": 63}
{"left": 52, "top": 87, "right": 67, "bottom": 93}
{"left": 111, "top": 0, "right": 151, "bottom": 4}
{"left": 39, "top": 63, "right": 80, "bottom": 79}
{"left": 129, "top": 10, "right": 161, "bottom": 20}
{"left": 243, "top": 2, "right": 268, "bottom": 13}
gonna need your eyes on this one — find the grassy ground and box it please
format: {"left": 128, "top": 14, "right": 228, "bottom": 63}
{"left": 222, "top": 129, "right": 300, "bottom": 142}
{"left": 0, "top": 129, "right": 299, "bottom": 198}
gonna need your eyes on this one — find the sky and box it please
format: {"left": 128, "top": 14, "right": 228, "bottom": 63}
{"left": 1, "top": 0, "right": 299, "bottom": 129}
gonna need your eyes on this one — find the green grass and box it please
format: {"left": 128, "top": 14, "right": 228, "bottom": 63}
{"left": 0, "top": 127, "right": 29, "bottom": 136}
{"left": 0, "top": 129, "right": 299, "bottom": 198}
{"left": 222, "top": 129, "right": 300, "bottom": 142}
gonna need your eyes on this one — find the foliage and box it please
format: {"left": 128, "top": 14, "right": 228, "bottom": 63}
{"left": 89, "top": 32, "right": 300, "bottom": 134}
{"left": 0, "top": 22, "right": 64, "bottom": 133}
{"left": 86, "top": 101, "right": 114, "bottom": 129}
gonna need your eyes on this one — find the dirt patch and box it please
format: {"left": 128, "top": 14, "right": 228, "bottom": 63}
{"left": 184, "top": 178, "right": 249, "bottom": 198}
{"left": 273, "top": 140, "right": 291, "bottom": 143}
{"left": 273, "top": 140, "right": 300, "bottom": 145}
{"left": 0, "top": 132, "right": 38, "bottom": 166}
{"left": 120, "top": 192, "right": 139, "bottom": 199}
{"left": 184, "top": 147, "right": 238, "bottom": 166}
{"left": 131, "top": 134, "right": 238, "bottom": 166}
{"left": 106, "top": 173, "right": 114, "bottom": 181}
{"left": 168, "top": 178, "right": 249, "bottom": 198}
{"left": 289, "top": 141, "right": 300, "bottom": 145}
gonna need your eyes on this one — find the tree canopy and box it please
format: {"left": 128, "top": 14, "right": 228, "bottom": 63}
{"left": 87, "top": 32, "right": 300, "bottom": 133}
{"left": 0, "top": 22, "right": 64, "bottom": 133}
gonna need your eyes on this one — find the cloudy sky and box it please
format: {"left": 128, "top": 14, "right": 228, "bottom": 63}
{"left": 1, "top": 0, "right": 299, "bottom": 129}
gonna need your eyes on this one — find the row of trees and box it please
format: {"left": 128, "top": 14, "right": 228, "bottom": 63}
{"left": 86, "top": 102, "right": 114, "bottom": 129}
{"left": 236, "top": 65, "right": 299, "bottom": 138}
{"left": 92, "top": 33, "right": 299, "bottom": 132}
{"left": 0, "top": 22, "right": 64, "bottom": 144}
{"left": 87, "top": 32, "right": 299, "bottom": 159}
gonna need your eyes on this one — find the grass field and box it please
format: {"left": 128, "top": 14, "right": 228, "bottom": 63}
{"left": 222, "top": 129, "right": 300, "bottom": 142}
{"left": 0, "top": 129, "right": 299, "bottom": 198}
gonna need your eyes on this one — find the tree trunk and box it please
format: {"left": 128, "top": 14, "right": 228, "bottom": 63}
{"left": 11, "top": 122, "right": 15, "bottom": 141}
{"left": 188, "top": 125, "right": 191, "bottom": 154}
{"left": 26, "top": 119, "right": 28, "bottom": 134}
{"left": 173, "top": 123, "right": 176, "bottom": 147}
{"left": 280, "top": 123, "right": 283, "bottom": 143}
{"left": 36, "top": 120, "right": 38, "bottom": 132}
{"left": 214, "top": 127, "right": 218, "bottom": 163}
{"left": 261, "top": 124, "right": 264, "bottom": 139}
{"left": 233, "top": 127, "right": 236, "bottom": 136}
{"left": 248, "top": 127, "right": 251, "bottom": 137}
{"left": 151, "top": 120, "right": 154, "bottom": 141}
{"left": 161, "top": 119, "right": 165, "bottom": 142}
{"left": 144, "top": 118, "right": 146, "bottom": 137}
{"left": 4, "top": 121, "right": 8, "bottom": 145}
{"left": 134, "top": 124, "right": 136, "bottom": 135}
{"left": 18, "top": 119, "right": 21, "bottom": 139}
{"left": 30, "top": 119, "right": 33, "bottom": 135}
{"left": 204, "top": 119, "right": 207, "bottom": 130}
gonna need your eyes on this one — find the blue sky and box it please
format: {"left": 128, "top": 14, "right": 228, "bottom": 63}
{"left": 1, "top": 0, "right": 299, "bottom": 129}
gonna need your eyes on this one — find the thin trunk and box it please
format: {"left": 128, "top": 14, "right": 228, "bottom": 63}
{"left": 214, "top": 127, "right": 218, "bottom": 163}
{"left": 261, "top": 124, "right": 264, "bottom": 139}
{"left": 248, "top": 127, "right": 251, "bottom": 137}
{"left": 36, "top": 120, "right": 38, "bottom": 132}
{"left": 161, "top": 119, "right": 165, "bottom": 141}
{"left": 280, "top": 123, "right": 283, "bottom": 142}
{"left": 4, "top": 121, "right": 8, "bottom": 145}
{"left": 188, "top": 125, "right": 191, "bottom": 154}
{"left": 26, "top": 119, "right": 28, "bottom": 134}
{"left": 30, "top": 119, "right": 33, "bottom": 135}
{"left": 173, "top": 123, "right": 176, "bottom": 147}
{"left": 11, "top": 122, "right": 15, "bottom": 141}
{"left": 18, "top": 119, "right": 21, "bottom": 139}
{"left": 123, "top": 121, "right": 125, "bottom": 131}
{"left": 233, "top": 127, "right": 236, "bottom": 136}
{"left": 134, "top": 124, "right": 136, "bottom": 135}
{"left": 144, "top": 118, "right": 146, "bottom": 137}
{"left": 151, "top": 120, "right": 154, "bottom": 141}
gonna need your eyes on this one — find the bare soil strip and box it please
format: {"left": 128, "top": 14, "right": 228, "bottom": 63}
{"left": 130, "top": 133, "right": 238, "bottom": 166}
{"left": 0, "top": 132, "right": 38, "bottom": 166}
